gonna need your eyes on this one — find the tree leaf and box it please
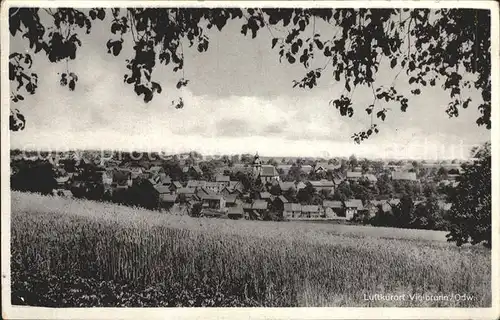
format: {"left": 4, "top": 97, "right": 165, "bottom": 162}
{"left": 97, "top": 9, "right": 105, "bottom": 20}
{"left": 390, "top": 58, "right": 397, "bottom": 69}
{"left": 152, "top": 81, "right": 162, "bottom": 94}
{"left": 272, "top": 38, "right": 278, "bottom": 49}
{"left": 314, "top": 39, "right": 324, "bottom": 50}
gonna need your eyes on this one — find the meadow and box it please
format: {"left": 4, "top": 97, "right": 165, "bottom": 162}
{"left": 10, "top": 191, "right": 491, "bottom": 307}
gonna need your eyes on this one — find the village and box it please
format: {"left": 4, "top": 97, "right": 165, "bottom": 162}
{"left": 10, "top": 150, "right": 462, "bottom": 225}
{"left": 6, "top": 5, "right": 492, "bottom": 312}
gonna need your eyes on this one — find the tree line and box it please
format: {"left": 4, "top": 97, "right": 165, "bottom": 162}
{"left": 10, "top": 142, "right": 491, "bottom": 248}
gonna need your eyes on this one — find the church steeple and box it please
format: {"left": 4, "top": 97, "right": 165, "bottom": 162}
{"left": 252, "top": 152, "right": 262, "bottom": 177}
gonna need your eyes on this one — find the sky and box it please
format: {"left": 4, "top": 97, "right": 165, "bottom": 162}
{"left": 9, "top": 8, "right": 491, "bottom": 160}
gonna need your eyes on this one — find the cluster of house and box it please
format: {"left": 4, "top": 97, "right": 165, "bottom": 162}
{"left": 137, "top": 172, "right": 371, "bottom": 221}
{"left": 41, "top": 152, "right": 459, "bottom": 221}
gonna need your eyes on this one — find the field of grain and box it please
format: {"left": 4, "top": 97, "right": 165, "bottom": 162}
{"left": 10, "top": 191, "right": 491, "bottom": 307}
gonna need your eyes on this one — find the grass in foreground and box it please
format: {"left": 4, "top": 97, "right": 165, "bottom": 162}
{"left": 10, "top": 192, "right": 491, "bottom": 307}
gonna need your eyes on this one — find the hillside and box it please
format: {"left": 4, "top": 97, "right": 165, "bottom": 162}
{"left": 10, "top": 192, "right": 491, "bottom": 307}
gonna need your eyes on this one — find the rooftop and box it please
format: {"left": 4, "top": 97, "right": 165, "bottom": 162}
{"left": 345, "top": 199, "right": 363, "bottom": 209}
{"left": 261, "top": 165, "right": 278, "bottom": 177}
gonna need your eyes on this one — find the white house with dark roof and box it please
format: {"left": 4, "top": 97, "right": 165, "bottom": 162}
{"left": 301, "top": 205, "right": 322, "bottom": 218}
{"left": 344, "top": 199, "right": 364, "bottom": 220}
{"left": 346, "top": 171, "right": 363, "bottom": 181}
{"left": 314, "top": 162, "right": 340, "bottom": 173}
{"left": 259, "top": 191, "right": 272, "bottom": 201}
{"left": 283, "top": 203, "right": 301, "bottom": 219}
{"left": 308, "top": 179, "right": 335, "bottom": 193}
{"left": 154, "top": 185, "right": 174, "bottom": 207}
{"left": 258, "top": 165, "right": 280, "bottom": 184}
{"left": 279, "top": 181, "right": 296, "bottom": 192}
{"left": 323, "top": 200, "right": 344, "bottom": 218}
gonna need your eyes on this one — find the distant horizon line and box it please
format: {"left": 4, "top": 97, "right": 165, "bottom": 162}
{"left": 10, "top": 147, "right": 482, "bottom": 162}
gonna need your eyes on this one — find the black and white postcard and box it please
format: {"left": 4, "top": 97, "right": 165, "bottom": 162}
{"left": 2, "top": 1, "right": 499, "bottom": 319}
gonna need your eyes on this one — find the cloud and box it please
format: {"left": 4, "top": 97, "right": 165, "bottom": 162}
{"left": 263, "top": 123, "right": 285, "bottom": 135}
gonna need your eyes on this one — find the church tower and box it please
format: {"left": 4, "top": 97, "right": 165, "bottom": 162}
{"left": 252, "top": 152, "right": 262, "bottom": 178}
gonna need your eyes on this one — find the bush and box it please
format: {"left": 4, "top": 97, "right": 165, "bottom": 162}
{"left": 190, "top": 202, "right": 202, "bottom": 217}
